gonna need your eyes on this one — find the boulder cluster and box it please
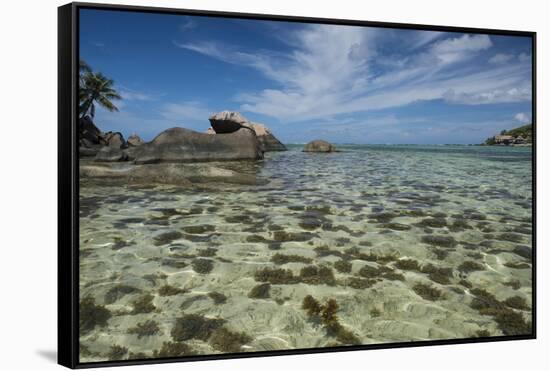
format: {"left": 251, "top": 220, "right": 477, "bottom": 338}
{"left": 78, "top": 111, "right": 287, "bottom": 164}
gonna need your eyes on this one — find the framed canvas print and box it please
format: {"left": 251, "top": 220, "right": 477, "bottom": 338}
{"left": 58, "top": 2, "right": 536, "bottom": 368}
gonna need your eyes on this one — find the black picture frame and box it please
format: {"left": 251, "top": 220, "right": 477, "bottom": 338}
{"left": 58, "top": 2, "right": 537, "bottom": 369}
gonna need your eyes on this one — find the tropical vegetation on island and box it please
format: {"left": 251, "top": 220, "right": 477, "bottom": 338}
{"left": 79, "top": 59, "right": 121, "bottom": 119}
{"left": 484, "top": 124, "right": 533, "bottom": 145}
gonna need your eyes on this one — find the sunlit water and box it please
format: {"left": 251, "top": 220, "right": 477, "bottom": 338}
{"left": 79, "top": 144, "right": 533, "bottom": 362}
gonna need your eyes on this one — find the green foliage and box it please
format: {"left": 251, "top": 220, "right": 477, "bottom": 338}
{"left": 484, "top": 124, "right": 532, "bottom": 144}
{"left": 504, "top": 124, "right": 533, "bottom": 140}
{"left": 79, "top": 64, "right": 122, "bottom": 119}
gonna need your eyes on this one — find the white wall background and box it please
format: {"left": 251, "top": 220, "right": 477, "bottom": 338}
{"left": 0, "top": 0, "right": 546, "bottom": 369}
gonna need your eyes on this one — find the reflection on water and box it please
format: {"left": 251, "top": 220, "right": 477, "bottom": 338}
{"left": 79, "top": 144, "right": 533, "bottom": 362}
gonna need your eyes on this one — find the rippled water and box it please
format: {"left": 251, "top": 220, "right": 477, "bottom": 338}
{"left": 79, "top": 144, "right": 533, "bottom": 362}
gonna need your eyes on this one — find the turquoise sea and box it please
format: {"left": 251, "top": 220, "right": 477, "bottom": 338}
{"left": 79, "top": 144, "right": 533, "bottom": 361}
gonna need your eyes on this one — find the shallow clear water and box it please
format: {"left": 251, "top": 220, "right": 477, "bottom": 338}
{"left": 79, "top": 145, "right": 533, "bottom": 362}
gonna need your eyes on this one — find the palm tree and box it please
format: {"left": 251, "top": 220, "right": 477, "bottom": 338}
{"left": 79, "top": 59, "right": 91, "bottom": 74}
{"left": 79, "top": 71, "right": 121, "bottom": 119}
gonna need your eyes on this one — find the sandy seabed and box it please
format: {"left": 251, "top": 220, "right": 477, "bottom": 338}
{"left": 78, "top": 145, "right": 533, "bottom": 362}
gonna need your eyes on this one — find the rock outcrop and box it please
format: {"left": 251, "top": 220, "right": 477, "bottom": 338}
{"left": 127, "top": 134, "right": 144, "bottom": 147}
{"left": 102, "top": 132, "right": 126, "bottom": 148}
{"left": 208, "top": 111, "right": 252, "bottom": 134}
{"left": 124, "top": 127, "right": 263, "bottom": 164}
{"left": 79, "top": 117, "right": 127, "bottom": 157}
{"left": 207, "top": 111, "right": 286, "bottom": 152}
{"left": 250, "top": 123, "right": 287, "bottom": 152}
{"left": 80, "top": 163, "right": 265, "bottom": 186}
{"left": 303, "top": 140, "right": 337, "bottom": 153}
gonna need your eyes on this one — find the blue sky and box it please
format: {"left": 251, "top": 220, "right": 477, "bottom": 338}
{"left": 80, "top": 8, "right": 533, "bottom": 144}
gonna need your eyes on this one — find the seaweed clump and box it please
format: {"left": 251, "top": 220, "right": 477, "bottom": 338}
{"left": 128, "top": 320, "right": 160, "bottom": 339}
{"left": 104, "top": 285, "right": 141, "bottom": 304}
{"left": 191, "top": 258, "right": 214, "bottom": 274}
{"left": 106, "top": 345, "right": 128, "bottom": 361}
{"left": 421, "top": 235, "right": 457, "bottom": 248}
{"left": 171, "top": 314, "right": 226, "bottom": 341}
{"left": 209, "top": 327, "right": 253, "bottom": 353}
{"left": 79, "top": 296, "right": 111, "bottom": 334}
{"left": 470, "top": 288, "right": 532, "bottom": 336}
{"left": 131, "top": 294, "right": 156, "bottom": 314}
{"left": 394, "top": 259, "right": 421, "bottom": 271}
{"left": 503, "top": 261, "right": 531, "bottom": 269}
{"left": 299, "top": 265, "right": 336, "bottom": 285}
{"left": 208, "top": 291, "right": 228, "bottom": 305}
{"left": 248, "top": 283, "right": 271, "bottom": 299}
{"left": 457, "top": 261, "right": 485, "bottom": 273}
{"left": 158, "top": 284, "right": 187, "bottom": 296}
{"left": 153, "top": 342, "right": 195, "bottom": 357}
{"left": 301, "top": 295, "right": 361, "bottom": 345}
{"left": 197, "top": 247, "right": 217, "bottom": 257}
{"left": 412, "top": 283, "right": 443, "bottom": 301}
{"left": 254, "top": 267, "right": 298, "bottom": 284}
{"left": 502, "top": 295, "right": 530, "bottom": 311}
{"left": 334, "top": 260, "right": 352, "bottom": 273}
{"left": 347, "top": 277, "right": 376, "bottom": 289}
{"left": 271, "top": 253, "right": 313, "bottom": 265}
{"left": 420, "top": 263, "right": 454, "bottom": 285}
{"left": 358, "top": 264, "right": 404, "bottom": 281}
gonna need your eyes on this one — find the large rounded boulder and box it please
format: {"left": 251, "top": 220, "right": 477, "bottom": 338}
{"left": 250, "top": 123, "right": 287, "bottom": 152}
{"left": 207, "top": 111, "right": 286, "bottom": 152}
{"left": 124, "top": 127, "right": 263, "bottom": 164}
{"left": 208, "top": 111, "right": 252, "bottom": 134}
{"left": 303, "top": 140, "right": 337, "bottom": 153}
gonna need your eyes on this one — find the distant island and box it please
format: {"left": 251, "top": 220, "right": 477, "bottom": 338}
{"left": 484, "top": 124, "right": 533, "bottom": 146}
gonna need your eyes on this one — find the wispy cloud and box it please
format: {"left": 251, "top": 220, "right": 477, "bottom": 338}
{"left": 160, "top": 101, "right": 212, "bottom": 123}
{"left": 118, "top": 87, "right": 158, "bottom": 101}
{"left": 180, "top": 16, "right": 197, "bottom": 31}
{"left": 514, "top": 112, "right": 531, "bottom": 124}
{"left": 489, "top": 53, "right": 514, "bottom": 64}
{"left": 175, "top": 26, "right": 530, "bottom": 124}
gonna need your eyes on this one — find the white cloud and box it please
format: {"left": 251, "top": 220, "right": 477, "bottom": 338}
{"left": 443, "top": 86, "right": 531, "bottom": 105}
{"left": 176, "top": 27, "right": 530, "bottom": 122}
{"left": 119, "top": 87, "right": 157, "bottom": 101}
{"left": 489, "top": 53, "right": 514, "bottom": 64}
{"left": 431, "top": 34, "right": 492, "bottom": 64}
{"left": 518, "top": 52, "right": 531, "bottom": 62}
{"left": 514, "top": 112, "right": 531, "bottom": 123}
{"left": 180, "top": 16, "right": 197, "bottom": 31}
{"left": 160, "top": 101, "right": 213, "bottom": 123}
